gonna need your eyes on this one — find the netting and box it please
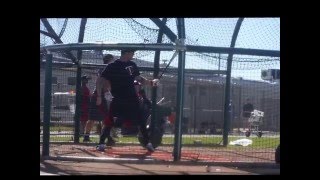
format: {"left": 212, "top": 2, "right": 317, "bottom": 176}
{"left": 40, "top": 18, "right": 280, "bottom": 72}
{"left": 40, "top": 18, "right": 280, "bottom": 164}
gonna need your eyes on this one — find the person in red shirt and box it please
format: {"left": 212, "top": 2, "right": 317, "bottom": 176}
{"left": 83, "top": 54, "right": 114, "bottom": 142}
{"left": 80, "top": 75, "right": 91, "bottom": 136}
{"left": 167, "top": 106, "right": 176, "bottom": 133}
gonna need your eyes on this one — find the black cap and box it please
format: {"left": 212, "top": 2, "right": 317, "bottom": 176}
{"left": 121, "top": 48, "right": 136, "bottom": 54}
{"left": 81, "top": 75, "right": 90, "bottom": 80}
{"left": 103, "top": 54, "right": 114, "bottom": 63}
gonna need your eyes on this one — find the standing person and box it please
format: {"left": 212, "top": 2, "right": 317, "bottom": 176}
{"left": 168, "top": 106, "right": 176, "bottom": 133}
{"left": 83, "top": 54, "right": 114, "bottom": 142}
{"left": 80, "top": 75, "right": 91, "bottom": 136}
{"left": 96, "top": 48, "right": 159, "bottom": 152}
{"left": 242, "top": 98, "right": 254, "bottom": 131}
{"left": 229, "top": 100, "right": 235, "bottom": 132}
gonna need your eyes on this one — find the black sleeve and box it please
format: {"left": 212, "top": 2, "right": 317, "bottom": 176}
{"left": 132, "top": 62, "right": 140, "bottom": 77}
{"left": 97, "top": 67, "right": 104, "bottom": 76}
{"left": 146, "top": 99, "right": 152, "bottom": 109}
{"left": 101, "top": 64, "right": 111, "bottom": 80}
{"left": 250, "top": 104, "right": 254, "bottom": 111}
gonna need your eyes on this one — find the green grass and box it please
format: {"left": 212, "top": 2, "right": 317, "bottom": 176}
{"left": 44, "top": 135, "right": 279, "bottom": 149}
{"left": 161, "top": 136, "right": 279, "bottom": 148}
{"left": 50, "top": 126, "right": 74, "bottom": 132}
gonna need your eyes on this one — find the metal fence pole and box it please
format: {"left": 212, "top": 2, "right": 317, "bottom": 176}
{"left": 42, "top": 53, "right": 53, "bottom": 157}
{"left": 173, "top": 18, "right": 186, "bottom": 161}
{"left": 74, "top": 64, "right": 82, "bottom": 143}
{"left": 74, "top": 18, "right": 87, "bottom": 143}
{"left": 223, "top": 18, "right": 244, "bottom": 146}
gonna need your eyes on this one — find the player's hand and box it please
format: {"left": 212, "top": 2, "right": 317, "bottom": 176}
{"left": 104, "top": 91, "right": 113, "bottom": 101}
{"left": 96, "top": 96, "right": 102, "bottom": 106}
{"left": 151, "top": 79, "right": 159, "bottom": 86}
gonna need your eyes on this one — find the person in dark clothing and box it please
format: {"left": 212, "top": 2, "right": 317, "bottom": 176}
{"left": 242, "top": 98, "right": 254, "bottom": 130}
{"left": 243, "top": 98, "right": 254, "bottom": 118}
{"left": 96, "top": 49, "right": 159, "bottom": 152}
{"left": 116, "top": 81, "right": 152, "bottom": 136}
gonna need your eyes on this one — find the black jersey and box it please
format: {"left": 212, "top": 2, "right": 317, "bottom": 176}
{"left": 101, "top": 59, "right": 140, "bottom": 100}
{"left": 243, "top": 103, "right": 254, "bottom": 118}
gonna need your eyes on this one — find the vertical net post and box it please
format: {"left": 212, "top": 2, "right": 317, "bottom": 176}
{"left": 223, "top": 18, "right": 244, "bottom": 146}
{"left": 173, "top": 18, "right": 186, "bottom": 161}
{"left": 151, "top": 18, "right": 167, "bottom": 136}
{"left": 74, "top": 19, "right": 87, "bottom": 143}
{"left": 42, "top": 53, "right": 53, "bottom": 157}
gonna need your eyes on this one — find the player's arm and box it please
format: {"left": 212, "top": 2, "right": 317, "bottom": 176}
{"left": 96, "top": 77, "right": 105, "bottom": 97}
{"left": 97, "top": 64, "right": 112, "bottom": 95}
{"left": 97, "top": 77, "right": 111, "bottom": 95}
{"left": 135, "top": 75, "right": 159, "bottom": 87}
{"left": 96, "top": 77, "right": 111, "bottom": 105}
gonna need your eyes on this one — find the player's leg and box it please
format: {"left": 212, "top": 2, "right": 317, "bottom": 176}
{"left": 84, "top": 96, "right": 98, "bottom": 142}
{"left": 97, "top": 101, "right": 115, "bottom": 151}
{"left": 83, "top": 120, "right": 94, "bottom": 142}
{"left": 132, "top": 101, "right": 154, "bottom": 152}
{"left": 80, "top": 120, "right": 87, "bottom": 137}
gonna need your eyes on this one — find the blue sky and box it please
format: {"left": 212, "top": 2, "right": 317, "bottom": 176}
{"left": 40, "top": 18, "right": 280, "bottom": 81}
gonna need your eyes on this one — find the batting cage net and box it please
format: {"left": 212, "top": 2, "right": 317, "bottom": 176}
{"left": 40, "top": 18, "right": 280, "bottom": 163}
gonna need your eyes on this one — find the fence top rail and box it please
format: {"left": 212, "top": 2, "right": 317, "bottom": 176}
{"left": 40, "top": 43, "right": 280, "bottom": 57}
